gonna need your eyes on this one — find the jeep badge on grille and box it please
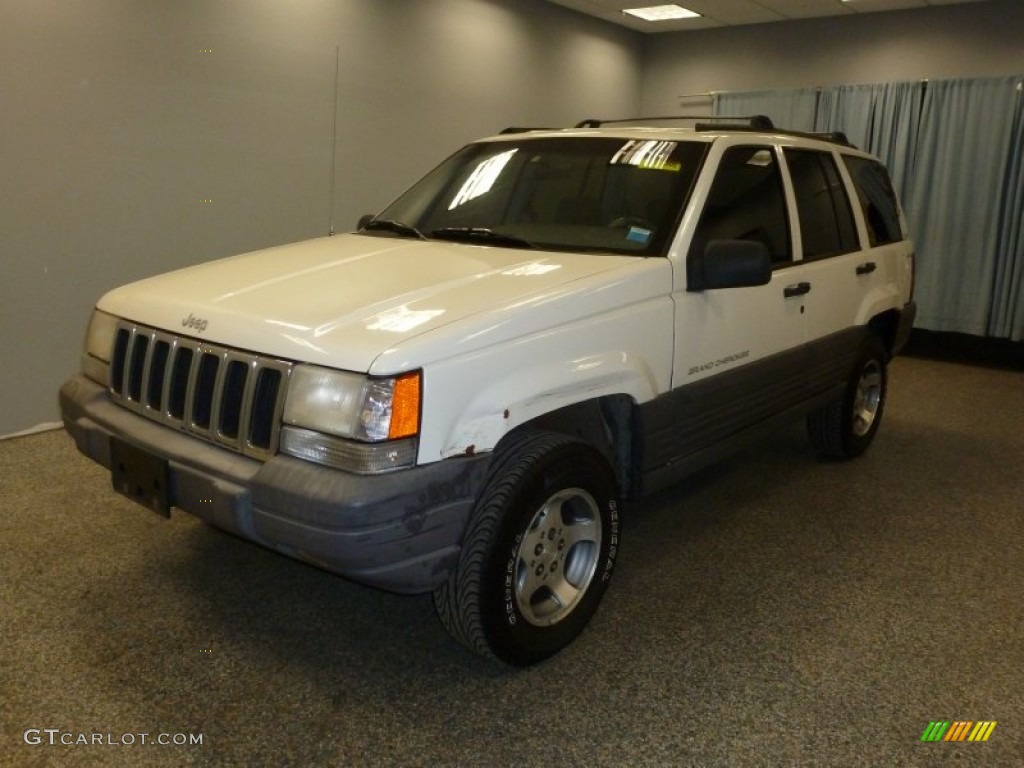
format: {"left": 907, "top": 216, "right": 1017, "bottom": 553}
{"left": 182, "top": 313, "right": 208, "bottom": 333}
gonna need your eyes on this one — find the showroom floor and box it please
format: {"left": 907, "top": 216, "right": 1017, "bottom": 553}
{"left": 2, "top": 354, "right": 1022, "bottom": 767}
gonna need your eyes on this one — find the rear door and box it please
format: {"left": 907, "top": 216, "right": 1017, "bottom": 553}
{"left": 780, "top": 146, "right": 875, "bottom": 389}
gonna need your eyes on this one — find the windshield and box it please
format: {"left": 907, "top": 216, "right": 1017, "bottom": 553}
{"left": 366, "top": 137, "right": 708, "bottom": 256}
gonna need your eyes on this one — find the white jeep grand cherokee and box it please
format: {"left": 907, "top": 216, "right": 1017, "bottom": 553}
{"left": 61, "top": 116, "right": 916, "bottom": 665}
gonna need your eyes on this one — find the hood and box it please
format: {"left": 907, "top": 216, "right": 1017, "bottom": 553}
{"left": 97, "top": 234, "right": 645, "bottom": 373}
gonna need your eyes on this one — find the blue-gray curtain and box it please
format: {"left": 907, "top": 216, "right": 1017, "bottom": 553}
{"left": 815, "top": 84, "right": 875, "bottom": 148}
{"left": 815, "top": 81, "right": 923, "bottom": 203}
{"left": 988, "top": 83, "right": 1024, "bottom": 340}
{"left": 716, "top": 77, "right": 1024, "bottom": 340}
{"left": 713, "top": 88, "right": 818, "bottom": 132}
{"left": 906, "top": 76, "right": 1023, "bottom": 338}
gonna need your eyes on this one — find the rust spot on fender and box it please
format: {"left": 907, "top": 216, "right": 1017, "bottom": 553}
{"left": 465, "top": 444, "right": 476, "bottom": 456}
{"left": 503, "top": 409, "right": 510, "bottom": 419}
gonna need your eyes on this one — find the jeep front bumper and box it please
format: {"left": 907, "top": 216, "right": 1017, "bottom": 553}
{"left": 60, "top": 374, "right": 490, "bottom": 594}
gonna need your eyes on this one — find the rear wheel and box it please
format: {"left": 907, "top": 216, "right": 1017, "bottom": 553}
{"left": 807, "top": 335, "right": 889, "bottom": 459}
{"left": 433, "top": 431, "right": 620, "bottom": 666}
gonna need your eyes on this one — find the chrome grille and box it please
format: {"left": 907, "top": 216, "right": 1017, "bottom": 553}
{"left": 109, "top": 322, "right": 293, "bottom": 460}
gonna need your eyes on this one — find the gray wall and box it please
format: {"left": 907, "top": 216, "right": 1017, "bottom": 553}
{"left": 641, "top": 0, "right": 1024, "bottom": 114}
{"left": 0, "top": 0, "right": 643, "bottom": 436}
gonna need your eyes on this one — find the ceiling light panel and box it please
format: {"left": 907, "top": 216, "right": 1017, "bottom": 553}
{"left": 623, "top": 4, "right": 701, "bottom": 21}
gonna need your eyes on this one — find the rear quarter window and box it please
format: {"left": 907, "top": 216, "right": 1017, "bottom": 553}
{"left": 842, "top": 156, "right": 905, "bottom": 247}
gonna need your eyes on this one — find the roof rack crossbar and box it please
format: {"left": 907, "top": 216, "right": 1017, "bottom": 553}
{"left": 739, "top": 126, "right": 856, "bottom": 148}
{"left": 499, "top": 126, "right": 555, "bottom": 134}
{"left": 510, "top": 115, "right": 857, "bottom": 149}
{"left": 575, "top": 114, "right": 775, "bottom": 130}
{"left": 804, "top": 130, "right": 855, "bottom": 147}
{"left": 690, "top": 122, "right": 857, "bottom": 148}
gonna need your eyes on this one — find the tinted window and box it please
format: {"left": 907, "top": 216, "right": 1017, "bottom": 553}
{"left": 689, "top": 146, "right": 791, "bottom": 265}
{"left": 843, "top": 156, "right": 904, "bottom": 246}
{"left": 784, "top": 149, "right": 859, "bottom": 259}
{"left": 372, "top": 137, "right": 707, "bottom": 256}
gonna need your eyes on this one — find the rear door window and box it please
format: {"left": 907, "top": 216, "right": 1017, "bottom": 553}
{"left": 784, "top": 149, "right": 859, "bottom": 260}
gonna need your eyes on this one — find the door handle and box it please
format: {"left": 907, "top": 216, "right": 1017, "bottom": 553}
{"left": 784, "top": 282, "right": 811, "bottom": 298}
{"left": 856, "top": 261, "right": 877, "bottom": 275}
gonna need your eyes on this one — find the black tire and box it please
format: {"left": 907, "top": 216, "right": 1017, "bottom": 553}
{"left": 807, "top": 335, "right": 889, "bottom": 459}
{"left": 433, "top": 430, "right": 620, "bottom": 666}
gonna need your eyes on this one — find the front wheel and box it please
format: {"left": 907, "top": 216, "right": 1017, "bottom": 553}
{"left": 807, "top": 335, "right": 889, "bottom": 459}
{"left": 433, "top": 431, "right": 620, "bottom": 666}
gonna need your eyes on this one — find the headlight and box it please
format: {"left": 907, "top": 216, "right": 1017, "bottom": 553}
{"left": 81, "top": 309, "right": 118, "bottom": 386}
{"left": 281, "top": 366, "right": 421, "bottom": 473}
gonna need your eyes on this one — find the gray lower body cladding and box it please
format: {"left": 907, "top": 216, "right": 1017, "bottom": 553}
{"left": 60, "top": 374, "right": 490, "bottom": 594}
{"left": 639, "top": 324, "right": 880, "bottom": 493}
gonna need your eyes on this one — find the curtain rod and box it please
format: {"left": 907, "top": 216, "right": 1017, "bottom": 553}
{"left": 683, "top": 78, "right": 942, "bottom": 99}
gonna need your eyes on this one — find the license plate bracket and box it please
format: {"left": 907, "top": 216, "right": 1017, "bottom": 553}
{"left": 110, "top": 437, "right": 171, "bottom": 518}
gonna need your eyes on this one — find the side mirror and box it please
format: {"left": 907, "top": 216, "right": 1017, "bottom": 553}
{"left": 689, "top": 239, "right": 772, "bottom": 291}
{"left": 357, "top": 213, "right": 376, "bottom": 231}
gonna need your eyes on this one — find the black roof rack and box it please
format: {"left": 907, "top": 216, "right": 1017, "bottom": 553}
{"left": 499, "top": 126, "right": 555, "bottom": 134}
{"left": 575, "top": 114, "right": 775, "bottom": 130}
{"left": 571, "top": 114, "right": 857, "bottom": 148}
{"left": 775, "top": 129, "right": 856, "bottom": 148}
{"left": 700, "top": 123, "right": 855, "bottom": 148}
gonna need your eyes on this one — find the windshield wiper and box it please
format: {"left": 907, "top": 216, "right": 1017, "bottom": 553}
{"left": 428, "top": 227, "right": 534, "bottom": 249}
{"left": 361, "top": 219, "right": 427, "bottom": 239}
